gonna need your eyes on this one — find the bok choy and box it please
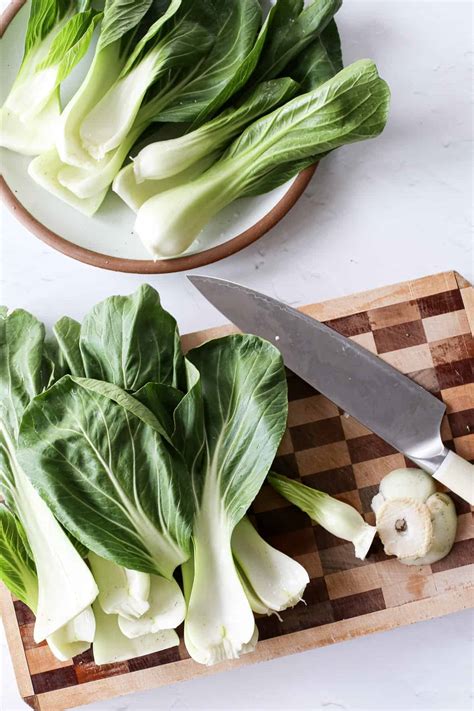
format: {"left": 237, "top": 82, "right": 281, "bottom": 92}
{"left": 0, "top": 308, "right": 98, "bottom": 646}
{"left": 232, "top": 516, "right": 309, "bottom": 615}
{"left": 37, "top": 0, "right": 264, "bottom": 209}
{"left": 19, "top": 376, "right": 193, "bottom": 579}
{"left": 268, "top": 472, "right": 376, "bottom": 560}
{"left": 176, "top": 336, "right": 288, "bottom": 664}
{"left": 132, "top": 78, "right": 299, "bottom": 182}
{"left": 134, "top": 59, "right": 390, "bottom": 258}
{"left": 0, "top": 0, "right": 100, "bottom": 155}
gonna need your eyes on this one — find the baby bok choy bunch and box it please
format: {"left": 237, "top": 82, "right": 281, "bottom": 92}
{"left": 134, "top": 59, "right": 391, "bottom": 258}
{"left": 28, "top": 0, "right": 265, "bottom": 214}
{"left": 118, "top": 3, "right": 344, "bottom": 218}
{"left": 0, "top": 285, "right": 306, "bottom": 667}
{"left": 0, "top": 0, "right": 100, "bottom": 155}
{"left": 125, "top": 0, "right": 344, "bottom": 188}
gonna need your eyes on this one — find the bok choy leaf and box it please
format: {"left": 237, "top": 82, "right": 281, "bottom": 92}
{"left": 78, "top": 284, "right": 186, "bottom": 390}
{"left": 18, "top": 376, "right": 193, "bottom": 579}
{"left": 269, "top": 472, "right": 376, "bottom": 560}
{"left": 147, "top": 0, "right": 263, "bottom": 125}
{"left": 134, "top": 59, "right": 390, "bottom": 258}
{"left": 252, "top": 0, "right": 342, "bottom": 83}
{"left": 0, "top": 308, "right": 98, "bottom": 642}
{"left": 0, "top": 505, "right": 38, "bottom": 609}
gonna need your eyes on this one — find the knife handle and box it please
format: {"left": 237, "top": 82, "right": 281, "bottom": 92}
{"left": 433, "top": 451, "right": 474, "bottom": 506}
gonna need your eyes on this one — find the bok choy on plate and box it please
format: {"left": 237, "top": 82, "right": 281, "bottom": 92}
{"left": 1, "top": 0, "right": 390, "bottom": 261}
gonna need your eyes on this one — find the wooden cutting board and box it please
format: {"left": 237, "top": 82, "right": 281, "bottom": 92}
{"left": 1, "top": 270, "right": 473, "bottom": 711}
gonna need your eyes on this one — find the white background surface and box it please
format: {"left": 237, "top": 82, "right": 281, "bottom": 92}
{"left": 1, "top": 1, "right": 473, "bottom": 709}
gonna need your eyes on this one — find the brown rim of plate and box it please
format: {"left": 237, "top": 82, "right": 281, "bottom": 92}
{"left": 1, "top": 0, "right": 318, "bottom": 275}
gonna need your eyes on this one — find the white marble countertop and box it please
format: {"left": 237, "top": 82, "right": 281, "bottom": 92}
{"left": 1, "top": 1, "right": 472, "bottom": 709}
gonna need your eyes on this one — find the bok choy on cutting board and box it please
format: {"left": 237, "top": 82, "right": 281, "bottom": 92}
{"left": 1, "top": 285, "right": 388, "bottom": 667}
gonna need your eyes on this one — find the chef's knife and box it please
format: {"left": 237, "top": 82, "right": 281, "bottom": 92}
{"left": 188, "top": 276, "right": 473, "bottom": 505}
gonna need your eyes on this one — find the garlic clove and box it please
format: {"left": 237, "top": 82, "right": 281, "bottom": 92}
{"left": 379, "top": 468, "right": 437, "bottom": 503}
{"left": 401, "top": 493, "right": 457, "bottom": 566}
{"left": 376, "top": 497, "right": 433, "bottom": 559}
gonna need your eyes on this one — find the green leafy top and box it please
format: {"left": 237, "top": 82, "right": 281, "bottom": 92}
{"left": 223, "top": 59, "right": 390, "bottom": 198}
{"left": 289, "top": 19, "right": 343, "bottom": 91}
{"left": 0, "top": 505, "right": 38, "bottom": 608}
{"left": 119, "top": 0, "right": 183, "bottom": 75}
{"left": 23, "top": 0, "right": 77, "bottom": 57}
{"left": 97, "top": 0, "right": 155, "bottom": 52}
{"left": 0, "top": 308, "right": 46, "bottom": 438}
{"left": 184, "top": 0, "right": 267, "bottom": 128}
{"left": 19, "top": 376, "right": 192, "bottom": 577}
{"left": 79, "top": 284, "right": 185, "bottom": 391}
{"left": 185, "top": 335, "right": 288, "bottom": 526}
{"left": 149, "top": 0, "right": 263, "bottom": 124}
{"left": 36, "top": 9, "right": 102, "bottom": 84}
{"left": 253, "top": 0, "right": 342, "bottom": 82}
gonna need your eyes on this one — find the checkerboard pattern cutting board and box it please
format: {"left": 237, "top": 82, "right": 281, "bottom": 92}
{"left": 1, "top": 271, "right": 472, "bottom": 711}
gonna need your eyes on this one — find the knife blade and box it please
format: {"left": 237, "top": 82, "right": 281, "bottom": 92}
{"left": 188, "top": 275, "right": 473, "bottom": 504}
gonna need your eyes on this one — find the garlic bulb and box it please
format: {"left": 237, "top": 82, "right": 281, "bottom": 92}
{"left": 372, "top": 468, "right": 457, "bottom": 565}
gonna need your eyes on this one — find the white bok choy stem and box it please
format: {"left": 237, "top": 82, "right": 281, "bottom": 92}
{"left": 232, "top": 516, "right": 309, "bottom": 613}
{"left": 0, "top": 504, "right": 95, "bottom": 661}
{"left": 185, "top": 485, "right": 256, "bottom": 665}
{"left": 118, "top": 574, "right": 186, "bottom": 639}
{"left": 56, "top": 42, "right": 124, "bottom": 168}
{"left": 133, "top": 157, "right": 245, "bottom": 258}
{"left": 1, "top": 426, "right": 99, "bottom": 642}
{"left": 47, "top": 607, "right": 96, "bottom": 661}
{"left": 113, "top": 153, "right": 219, "bottom": 213}
{"left": 236, "top": 565, "right": 272, "bottom": 616}
{"left": 182, "top": 556, "right": 258, "bottom": 665}
{"left": 0, "top": 96, "right": 61, "bottom": 156}
{"left": 88, "top": 552, "right": 151, "bottom": 620}
{"left": 92, "top": 602, "right": 179, "bottom": 666}
{"left": 57, "top": 127, "right": 143, "bottom": 199}
{"left": 268, "top": 473, "right": 376, "bottom": 560}
{"left": 28, "top": 148, "right": 108, "bottom": 216}
{"left": 1, "top": 2, "right": 99, "bottom": 155}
